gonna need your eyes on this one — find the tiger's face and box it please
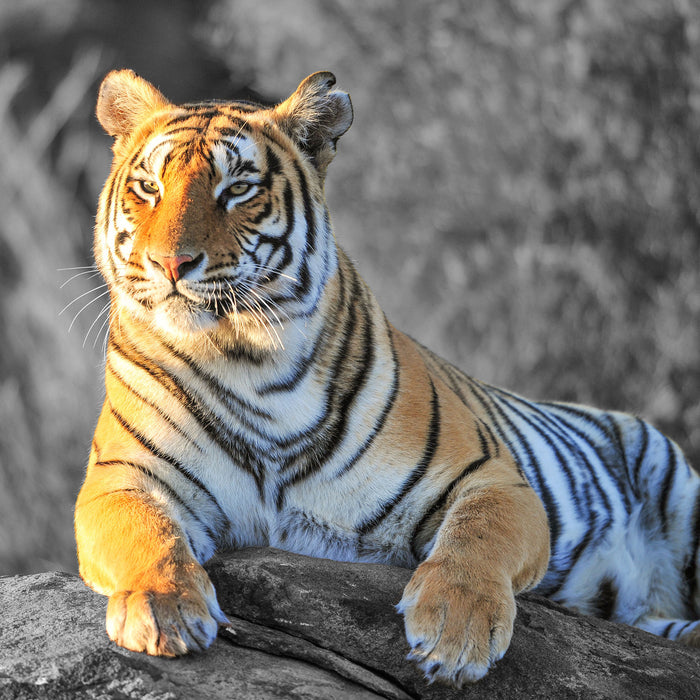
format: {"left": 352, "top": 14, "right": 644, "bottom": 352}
{"left": 99, "top": 118, "right": 301, "bottom": 342}
{"left": 95, "top": 70, "right": 353, "bottom": 348}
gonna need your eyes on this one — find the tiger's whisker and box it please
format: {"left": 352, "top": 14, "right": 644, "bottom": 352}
{"left": 59, "top": 284, "right": 109, "bottom": 316}
{"left": 60, "top": 269, "right": 103, "bottom": 289}
{"left": 253, "top": 263, "right": 299, "bottom": 284}
{"left": 94, "top": 307, "right": 112, "bottom": 355}
{"left": 67, "top": 288, "right": 112, "bottom": 332}
{"left": 83, "top": 301, "right": 111, "bottom": 349}
{"left": 239, "top": 293, "right": 283, "bottom": 350}
{"left": 247, "top": 287, "right": 286, "bottom": 333}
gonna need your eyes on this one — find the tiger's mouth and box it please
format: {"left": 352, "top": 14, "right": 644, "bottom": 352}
{"left": 137, "top": 281, "right": 283, "bottom": 347}
{"left": 163, "top": 279, "right": 262, "bottom": 318}
{"left": 148, "top": 290, "right": 221, "bottom": 335}
{"left": 162, "top": 288, "right": 236, "bottom": 318}
{"left": 116, "top": 260, "right": 289, "bottom": 349}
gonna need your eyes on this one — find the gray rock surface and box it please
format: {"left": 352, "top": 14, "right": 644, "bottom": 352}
{"left": 1, "top": 547, "right": 699, "bottom": 699}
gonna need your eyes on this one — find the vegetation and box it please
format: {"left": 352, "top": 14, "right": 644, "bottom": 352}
{"left": 1, "top": 0, "right": 698, "bottom": 574}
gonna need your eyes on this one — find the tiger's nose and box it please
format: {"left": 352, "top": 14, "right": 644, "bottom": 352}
{"left": 148, "top": 253, "right": 203, "bottom": 282}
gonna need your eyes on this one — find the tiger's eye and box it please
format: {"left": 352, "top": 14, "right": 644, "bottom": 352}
{"left": 228, "top": 182, "right": 251, "bottom": 196}
{"left": 141, "top": 180, "right": 159, "bottom": 194}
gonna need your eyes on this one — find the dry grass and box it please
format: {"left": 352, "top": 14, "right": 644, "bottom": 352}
{"left": 0, "top": 53, "right": 105, "bottom": 573}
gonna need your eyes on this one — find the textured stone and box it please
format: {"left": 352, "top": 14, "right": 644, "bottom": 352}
{"left": 1, "top": 548, "right": 699, "bottom": 699}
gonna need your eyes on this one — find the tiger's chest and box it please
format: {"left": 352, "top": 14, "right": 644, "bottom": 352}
{"left": 112, "top": 321, "right": 415, "bottom": 561}
{"left": 197, "top": 441, "right": 420, "bottom": 567}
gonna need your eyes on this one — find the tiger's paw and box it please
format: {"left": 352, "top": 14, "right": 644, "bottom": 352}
{"left": 397, "top": 560, "right": 516, "bottom": 687}
{"left": 106, "top": 581, "right": 228, "bottom": 656}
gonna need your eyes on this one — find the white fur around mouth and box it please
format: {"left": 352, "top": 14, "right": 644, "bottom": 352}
{"left": 153, "top": 295, "right": 221, "bottom": 336}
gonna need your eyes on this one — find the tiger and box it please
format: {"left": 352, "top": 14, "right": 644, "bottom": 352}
{"left": 74, "top": 69, "right": 700, "bottom": 688}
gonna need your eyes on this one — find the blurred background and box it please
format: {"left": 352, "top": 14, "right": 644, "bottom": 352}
{"left": 1, "top": 0, "right": 699, "bottom": 576}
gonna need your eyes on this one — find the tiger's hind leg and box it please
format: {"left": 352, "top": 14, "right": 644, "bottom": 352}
{"left": 398, "top": 463, "right": 550, "bottom": 687}
{"left": 636, "top": 531, "right": 700, "bottom": 647}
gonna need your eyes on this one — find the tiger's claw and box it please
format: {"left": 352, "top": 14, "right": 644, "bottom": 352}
{"left": 398, "top": 560, "right": 515, "bottom": 687}
{"left": 106, "top": 584, "right": 227, "bottom": 657}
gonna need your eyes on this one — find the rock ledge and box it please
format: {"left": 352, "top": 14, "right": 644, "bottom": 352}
{"left": 1, "top": 548, "right": 699, "bottom": 698}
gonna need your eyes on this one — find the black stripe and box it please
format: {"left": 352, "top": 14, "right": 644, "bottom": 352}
{"left": 109, "top": 338, "right": 267, "bottom": 493}
{"left": 250, "top": 197, "right": 274, "bottom": 226}
{"left": 156, "top": 337, "right": 274, "bottom": 420}
{"left": 683, "top": 489, "right": 700, "bottom": 614}
{"left": 116, "top": 263, "right": 360, "bottom": 486}
{"left": 254, "top": 180, "right": 295, "bottom": 270}
{"left": 658, "top": 438, "right": 678, "bottom": 534}
{"left": 536, "top": 401, "right": 633, "bottom": 513}
{"left": 265, "top": 145, "right": 282, "bottom": 175}
{"left": 127, "top": 147, "right": 147, "bottom": 169}
{"left": 308, "top": 281, "right": 376, "bottom": 462}
{"left": 497, "top": 396, "right": 582, "bottom": 489}
{"left": 608, "top": 416, "right": 630, "bottom": 476}
{"left": 288, "top": 161, "right": 315, "bottom": 300}
{"left": 108, "top": 403, "right": 230, "bottom": 532}
{"left": 257, "top": 341, "right": 319, "bottom": 394}
{"left": 273, "top": 267, "right": 374, "bottom": 507}
{"left": 437, "top": 363, "right": 471, "bottom": 407}
{"left": 106, "top": 356, "right": 204, "bottom": 450}
{"left": 466, "top": 381, "right": 563, "bottom": 590}
{"left": 91, "top": 459, "right": 218, "bottom": 559}
{"left": 162, "top": 331, "right": 328, "bottom": 451}
{"left": 204, "top": 146, "right": 219, "bottom": 181}
{"left": 414, "top": 340, "right": 472, "bottom": 409}
{"left": 593, "top": 577, "right": 618, "bottom": 620}
{"left": 295, "top": 161, "right": 316, "bottom": 256}
{"left": 357, "top": 377, "right": 441, "bottom": 537}
{"left": 258, "top": 257, "right": 351, "bottom": 395}
{"left": 242, "top": 193, "right": 300, "bottom": 304}
{"left": 494, "top": 390, "right": 588, "bottom": 515}
{"left": 409, "top": 423, "right": 493, "bottom": 561}
{"left": 467, "top": 382, "right": 540, "bottom": 486}
{"left": 478, "top": 418, "right": 501, "bottom": 458}
{"left": 632, "top": 418, "right": 651, "bottom": 485}
{"left": 75, "top": 487, "right": 141, "bottom": 508}
{"left": 214, "top": 123, "right": 256, "bottom": 140}
{"left": 498, "top": 394, "right": 616, "bottom": 529}
{"left": 467, "top": 381, "right": 526, "bottom": 477}
{"left": 333, "top": 317, "right": 401, "bottom": 478}
{"left": 164, "top": 110, "right": 219, "bottom": 127}
{"left": 672, "top": 620, "right": 696, "bottom": 639}
{"left": 659, "top": 621, "right": 674, "bottom": 638}
{"left": 557, "top": 528, "right": 595, "bottom": 593}
{"left": 509, "top": 398, "right": 619, "bottom": 523}
{"left": 106, "top": 171, "right": 131, "bottom": 271}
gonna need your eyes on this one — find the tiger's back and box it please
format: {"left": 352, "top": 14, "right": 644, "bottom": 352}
{"left": 75, "top": 70, "right": 700, "bottom": 687}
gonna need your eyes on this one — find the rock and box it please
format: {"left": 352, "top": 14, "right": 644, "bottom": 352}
{"left": 1, "top": 548, "right": 699, "bottom": 699}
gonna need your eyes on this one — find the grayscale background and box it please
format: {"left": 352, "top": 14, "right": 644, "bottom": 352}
{"left": 1, "top": 0, "right": 699, "bottom": 576}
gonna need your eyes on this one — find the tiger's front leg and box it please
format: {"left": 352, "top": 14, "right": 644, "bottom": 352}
{"left": 398, "top": 470, "right": 550, "bottom": 687}
{"left": 75, "top": 459, "right": 227, "bottom": 656}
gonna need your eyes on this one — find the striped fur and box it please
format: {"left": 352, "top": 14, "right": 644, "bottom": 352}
{"left": 75, "top": 70, "right": 700, "bottom": 687}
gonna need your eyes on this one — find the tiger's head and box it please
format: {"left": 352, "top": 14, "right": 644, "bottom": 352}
{"left": 95, "top": 70, "right": 353, "bottom": 351}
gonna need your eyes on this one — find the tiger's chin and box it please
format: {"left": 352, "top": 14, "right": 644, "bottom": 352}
{"left": 152, "top": 297, "right": 221, "bottom": 338}
{"left": 149, "top": 297, "right": 283, "bottom": 355}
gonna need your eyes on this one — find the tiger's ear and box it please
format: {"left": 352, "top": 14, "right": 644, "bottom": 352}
{"left": 96, "top": 69, "right": 170, "bottom": 138}
{"left": 272, "top": 72, "right": 353, "bottom": 175}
